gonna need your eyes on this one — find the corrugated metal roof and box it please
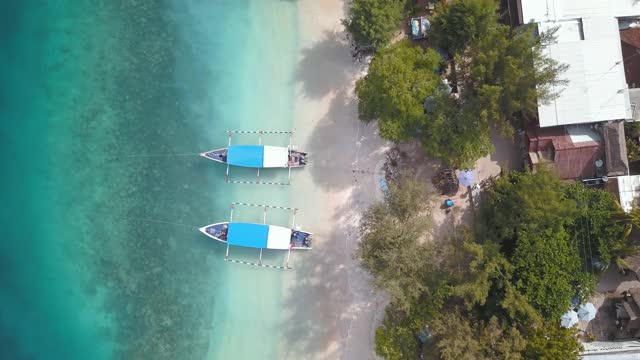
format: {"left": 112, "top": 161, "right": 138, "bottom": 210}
{"left": 520, "top": 0, "right": 640, "bottom": 127}
{"left": 615, "top": 175, "right": 640, "bottom": 212}
{"left": 526, "top": 125, "right": 603, "bottom": 180}
{"left": 621, "top": 27, "right": 640, "bottom": 48}
{"left": 602, "top": 122, "right": 629, "bottom": 176}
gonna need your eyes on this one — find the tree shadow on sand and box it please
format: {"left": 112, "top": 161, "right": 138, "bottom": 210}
{"left": 280, "top": 199, "right": 379, "bottom": 359}
{"left": 307, "top": 90, "right": 387, "bottom": 191}
{"left": 296, "top": 31, "right": 354, "bottom": 99}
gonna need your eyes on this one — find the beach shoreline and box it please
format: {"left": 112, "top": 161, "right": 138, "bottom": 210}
{"left": 281, "top": 1, "right": 389, "bottom": 358}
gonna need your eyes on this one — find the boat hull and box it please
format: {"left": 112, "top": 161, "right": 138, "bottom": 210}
{"left": 200, "top": 148, "right": 228, "bottom": 164}
{"left": 200, "top": 146, "right": 308, "bottom": 168}
{"left": 199, "top": 222, "right": 312, "bottom": 250}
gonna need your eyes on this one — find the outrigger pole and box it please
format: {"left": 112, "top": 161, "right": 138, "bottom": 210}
{"left": 227, "top": 130, "right": 293, "bottom": 134}
{"left": 226, "top": 132, "right": 232, "bottom": 182}
{"left": 225, "top": 129, "right": 295, "bottom": 186}
{"left": 226, "top": 202, "right": 235, "bottom": 261}
{"left": 286, "top": 208, "right": 297, "bottom": 268}
{"left": 224, "top": 202, "right": 298, "bottom": 270}
{"left": 257, "top": 131, "right": 263, "bottom": 180}
{"left": 288, "top": 131, "right": 293, "bottom": 185}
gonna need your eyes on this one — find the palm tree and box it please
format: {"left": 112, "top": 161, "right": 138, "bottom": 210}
{"left": 610, "top": 202, "right": 640, "bottom": 272}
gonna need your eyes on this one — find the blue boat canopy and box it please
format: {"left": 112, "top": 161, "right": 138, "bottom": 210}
{"left": 227, "top": 222, "right": 269, "bottom": 248}
{"left": 227, "top": 145, "right": 264, "bottom": 168}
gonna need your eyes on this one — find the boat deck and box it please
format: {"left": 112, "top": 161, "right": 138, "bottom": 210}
{"left": 203, "top": 148, "right": 227, "bottom": 163}
{"left": 291, "top": 230, "right": 312, "bottom": 249}
{"left": 288, "top": 150, "right": 307, "bottom": 168}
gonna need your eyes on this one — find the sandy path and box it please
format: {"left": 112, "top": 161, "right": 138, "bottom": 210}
{"left": 277, "top": 1, "right": 389, "bottom": 359}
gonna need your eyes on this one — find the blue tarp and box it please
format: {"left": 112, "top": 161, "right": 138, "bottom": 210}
{"left": 227, "top": 222, "right": 269, "bottom": 248}
{"left": 227, "top": 145, "right": 264, "bottom": 168}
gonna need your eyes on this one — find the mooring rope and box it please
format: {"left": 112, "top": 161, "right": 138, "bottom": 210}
{"left": 120, "top": 216, "right": 199, "bottom": 229}
{"left": 107, "top": 153, "right": 201, "bottom": 159}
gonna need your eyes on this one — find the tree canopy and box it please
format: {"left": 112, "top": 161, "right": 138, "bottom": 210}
{"left": 360, "top": 170, "right": 637, "bottom": 359}
{"left": 430, "top": 0, "right": 499, "bottom": 54}
{"left": 342, "top": 0, "right": 407, "bottom": 48}
{"left": 356, "top": 173, "right": 433, "bottom": 311}
{"left": 354, "top": 0, "right": 567, "bottom": 167}
{"left": 356, "top": 40, "right": 443, "bottom": 141}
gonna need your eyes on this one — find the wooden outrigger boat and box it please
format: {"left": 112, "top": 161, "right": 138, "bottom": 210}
{"left": 200, "top": 130, "right": 308, "bottom": 185}
{"left": 199, "top": 202, "right": 312, "bottom": 270}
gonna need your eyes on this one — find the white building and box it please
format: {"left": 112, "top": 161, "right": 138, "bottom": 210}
{"left": 517, "top": 0, "right": 640, "bottom": 127}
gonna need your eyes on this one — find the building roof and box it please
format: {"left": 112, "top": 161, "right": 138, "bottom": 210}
{"left": 602, "top": 122, "right": 629, "bottom": 176}
{"left": 527, "top": 125, "right": 604, "bottom": 180}
{"left": 519, "top": 0, "right": 639, "bottom": 127}
{"left": 613, "top": 175, "right": 640, "bottom": 212}
{"left": 621, "top": 27, "right": 640, "bottom": 49}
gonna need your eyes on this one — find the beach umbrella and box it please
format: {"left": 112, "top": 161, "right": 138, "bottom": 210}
{"left": 578, "top": 303, "right": 597, "bottom": 322}
{"left": 458, "top": 170, "right": 475, "bottom": 188}
{"left": 560, "top": 309, "right": 579, "bottom": 328}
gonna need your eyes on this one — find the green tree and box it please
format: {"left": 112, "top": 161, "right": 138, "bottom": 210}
{"left": 525, "top": 323, "right": 583, "bottom": 360}
{"left": 343, "top": 0, "right": 406, "bottom": 48}
{"left": 356, "top": 173, "right": 432, "bottom": 311}
{"left": 480, "top": 170, "right": 594, "bottom": 318}
{"left": 565, "top": 184, "right": 630, "bottom": 267}
{"left": 430, "top": 312, "right": 526, "bottom": 360}
{"left": 480, "top": 169, "right": 576, "bottom": 243}
{"left": 356, "top": 40, "right": 443, "bottom": 141}
{"left": 450, "top": 241, "right": 512, "bottom": 310}
{"left": 430, "top": 0, "right": 499, "bottom": 54}
{"left": 510, "top": 227, "right": 584, "bottom": 319}
{"left": 419, "top": 94, "right": 494, "bottom": 168}
{"left": 455, "top": 23, "right": 568, "bottom": 129}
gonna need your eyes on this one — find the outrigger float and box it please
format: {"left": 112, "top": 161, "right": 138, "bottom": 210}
{"left": 200, "top": 130, "right": 308, "bottom": 185}
{"left": 199, "top": 202, "right": 312, "bottom": 270}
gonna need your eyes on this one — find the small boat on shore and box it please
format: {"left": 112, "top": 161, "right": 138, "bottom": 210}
{"left": 200, "top": 202, "right": 311, "bottom": 269}
{"left": 201, "top": 145, "right": 308, "bottom": 168}
{"left": 199, "top": 222, "right": 312, "bottom": 250}
{"left": 201, "top": 130, "right": 308, "bottom": 185}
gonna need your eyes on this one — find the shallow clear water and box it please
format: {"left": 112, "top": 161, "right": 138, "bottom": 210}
{"left": 0, "top": 0, "right": 297, "bottom": 358}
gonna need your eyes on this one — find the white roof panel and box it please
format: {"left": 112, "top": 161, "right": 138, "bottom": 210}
{"left": 262, "top": 146, "right": 289, "bottom": 168}
{"left": 266, "top": 225, "right": 292, "bottom": 250}
{"left": 520, "top": 0, "right": 640, "bottom": 127}
{"left": 616, "top": 175, "right": 640, "bottom": 213}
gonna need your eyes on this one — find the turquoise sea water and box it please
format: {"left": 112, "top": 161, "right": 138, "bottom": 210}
{"left": 0, "top": 1, "right": 297, "bottom": 359}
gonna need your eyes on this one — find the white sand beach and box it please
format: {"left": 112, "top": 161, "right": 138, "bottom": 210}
{"left": 279, "top": 3, "right": 525, "bottom": 358}
{"left": 279, "top": 0, "right": 390, "bottom": 359}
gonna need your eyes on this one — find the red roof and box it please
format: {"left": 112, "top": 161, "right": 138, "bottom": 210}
{"left": 621, "top": 28, "right": 640, "bottom": 49}
{"left": 526, "top": 126, "right": 604, "bottom": 180}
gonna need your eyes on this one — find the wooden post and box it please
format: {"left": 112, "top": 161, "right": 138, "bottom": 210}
{"left": 259, "top": 248, "right": 263, "bottom": 265}
{"left": 288, "top": 131, "right": 293, "bottom": 184}
{"left": 286, "top": 244, "right": 292, "bottom": 268}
